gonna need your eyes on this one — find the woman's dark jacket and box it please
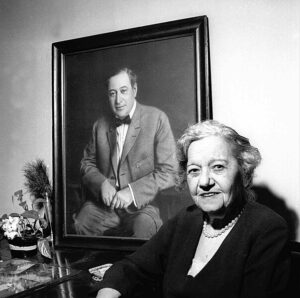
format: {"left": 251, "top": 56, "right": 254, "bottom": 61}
{"left": 99, "top": 201, "right": 290, "bottom": 298}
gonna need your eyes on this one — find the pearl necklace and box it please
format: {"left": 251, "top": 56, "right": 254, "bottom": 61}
{"left": 202, "top": 209, "right": 244, "bottom": 238}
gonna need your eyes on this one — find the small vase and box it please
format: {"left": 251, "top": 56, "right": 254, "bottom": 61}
{"left": 8, "top": 236, "right": 38, "bottom": 258}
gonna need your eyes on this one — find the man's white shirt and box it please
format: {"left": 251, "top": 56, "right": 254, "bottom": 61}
{"left": 115, "top": 100, "right": 137, "bottom": 206}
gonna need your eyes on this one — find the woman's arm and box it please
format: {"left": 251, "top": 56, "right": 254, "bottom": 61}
{"left": 96, "top": 211, "right": 181, "bottom": 297}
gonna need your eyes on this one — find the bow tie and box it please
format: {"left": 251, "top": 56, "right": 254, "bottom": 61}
{"left": 115, "top": 115, "right": 131, "bottom": 127}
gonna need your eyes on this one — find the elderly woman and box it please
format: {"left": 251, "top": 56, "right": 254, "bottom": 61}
{"left": 96, "top": 120, "right": 290, "bottom": 298}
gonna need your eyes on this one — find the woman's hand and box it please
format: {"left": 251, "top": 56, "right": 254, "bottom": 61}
{"left": 96, "top": 288, "right": 121, "bottom": 298}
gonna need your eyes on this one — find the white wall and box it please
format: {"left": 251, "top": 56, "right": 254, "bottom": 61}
{"left": 0, "top": 0, "right": 299, "bottom": 239}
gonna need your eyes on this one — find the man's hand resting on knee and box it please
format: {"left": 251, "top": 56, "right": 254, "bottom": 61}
{"left": 110, "top": 187, "right": 133, "bottom": 209}
{"left": 100, "top": 179, "right": 117, "bottom": 207}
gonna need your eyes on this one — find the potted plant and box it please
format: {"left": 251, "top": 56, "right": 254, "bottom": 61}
{"left": 0, "top": 159, "right": 53, "bottom": 258}
{"left": 0, "top": 192, "right": 48, "bottom": 258}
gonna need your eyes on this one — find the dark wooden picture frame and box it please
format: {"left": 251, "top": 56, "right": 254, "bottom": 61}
{"left": 52, "top": 16, "right": 212, "bottom": 250}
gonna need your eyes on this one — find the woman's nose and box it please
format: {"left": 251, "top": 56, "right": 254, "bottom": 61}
{"left": 198, "top": 169, "right": 213, "bottom": 188}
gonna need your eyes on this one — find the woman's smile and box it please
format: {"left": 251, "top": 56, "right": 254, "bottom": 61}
{"left": 199, "top": 191, "right": 220, "bottom": 198}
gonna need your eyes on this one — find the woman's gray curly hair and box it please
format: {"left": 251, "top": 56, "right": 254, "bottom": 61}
{"left": 176, "top": 120, "right": 262, "bottom": 197}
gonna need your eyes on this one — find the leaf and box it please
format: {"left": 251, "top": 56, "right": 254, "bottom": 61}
{"left": 38, "top": 218, "right": 48, "bottom": 229}
{"left": 19, "top": 201, "right": 28, "bottom": 210}
{"left": 14, "top": 189, "right": 23, "bottom": 197}
{"left": 9, "top": 213, "right": 20, "bottom": 218}
{"left": 12, "top": 189, "right": 24, "bottom": 206}
{"left": 38, "top": 238, "right": 52, "bottom": 259}
{"left": 21, "top": 210, "right": 39, "bottom": 220}
{"left": 1, "top": 214, "right": 8, "bottom": 220}
{"left": 34, "top": 198, "right": 46, "bottom": 204}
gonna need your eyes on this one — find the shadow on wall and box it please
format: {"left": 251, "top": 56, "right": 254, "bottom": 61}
{"left": 253, "top": 185, "right": 299, "bottom": 240}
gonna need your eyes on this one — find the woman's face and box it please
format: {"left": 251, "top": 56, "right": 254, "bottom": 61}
{"left": 187, "top": 135, "right": 240, "bottom": 216}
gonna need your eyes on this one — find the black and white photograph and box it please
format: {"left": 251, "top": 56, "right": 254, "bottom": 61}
{"left": 0, "top": 1, "right": 299, "bottom": 297}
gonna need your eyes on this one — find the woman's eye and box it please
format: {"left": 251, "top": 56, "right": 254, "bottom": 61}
{"left": 213, "top": 164, "right": 225, "bottom": 171}
{"left": 188, "top": 168, "right": 200, "bottom": 175}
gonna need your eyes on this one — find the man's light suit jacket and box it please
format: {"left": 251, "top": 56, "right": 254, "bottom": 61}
{"left": 80, "top": 102, "right": 177, "bottom": 210}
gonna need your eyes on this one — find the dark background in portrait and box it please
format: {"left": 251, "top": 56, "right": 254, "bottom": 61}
{"left": 64, "top": 36, "right": 197, "bottom": 233}
{"left": 65, "top": 36, "right": 195, "bottom": 183}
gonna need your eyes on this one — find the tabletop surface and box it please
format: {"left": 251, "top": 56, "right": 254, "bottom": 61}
{"left": 0, "top": 245, "right": 128, "bottom": 298}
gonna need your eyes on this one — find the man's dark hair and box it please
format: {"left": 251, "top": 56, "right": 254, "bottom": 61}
{"left": 106, "top": 67, "right": 138, "bottom": 88}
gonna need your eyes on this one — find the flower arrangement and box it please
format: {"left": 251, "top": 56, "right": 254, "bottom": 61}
{"left": 0, "top": 159, "right": 53, "bottom": 242}
{"left": 0, "top": 190, "right": 48, "bottom": 240}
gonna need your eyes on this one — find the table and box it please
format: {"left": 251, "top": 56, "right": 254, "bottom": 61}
{"left": 0, "top": 247, "right": 128, "bottom": 298}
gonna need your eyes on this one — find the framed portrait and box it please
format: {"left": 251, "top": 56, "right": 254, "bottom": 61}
{"left": 52, "top": 15, "right": 212, "bottom": 250}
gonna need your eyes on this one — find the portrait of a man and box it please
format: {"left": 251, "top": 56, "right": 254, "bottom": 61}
{"left": 54, "top": 17, "right": 210, "bottom": 248}
{"left": 73, "top": 67, "right": 177, "bottom": 238}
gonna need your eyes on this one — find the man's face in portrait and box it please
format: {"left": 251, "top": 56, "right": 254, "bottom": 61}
{"left": 108, "top": 71, "right": 137, "bottom": 119}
